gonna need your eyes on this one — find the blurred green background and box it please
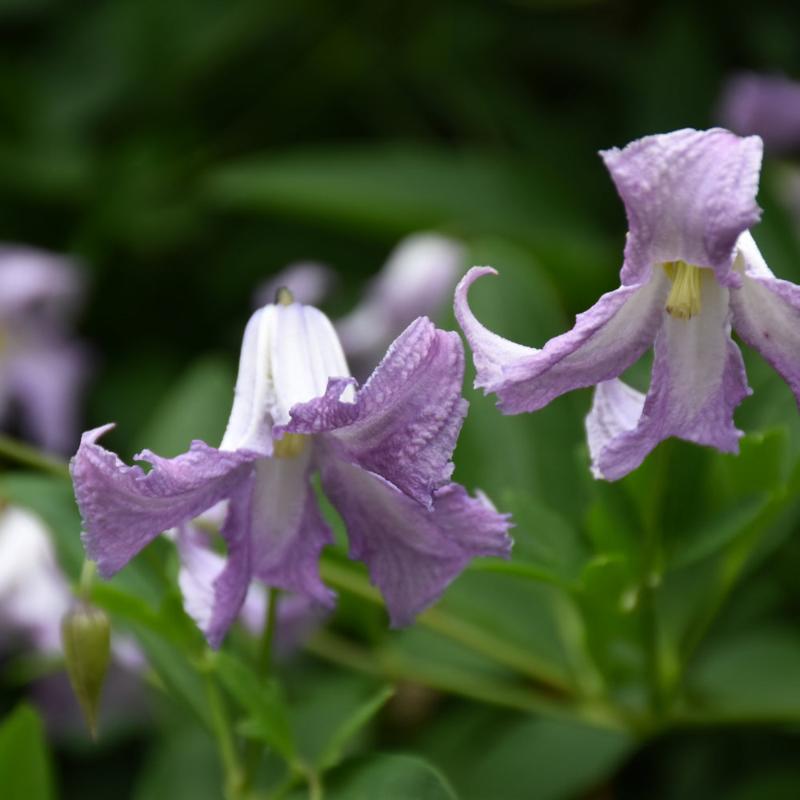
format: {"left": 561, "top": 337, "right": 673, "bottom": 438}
{"left": 3, "top": 1, "right": 800, "bottom": 798}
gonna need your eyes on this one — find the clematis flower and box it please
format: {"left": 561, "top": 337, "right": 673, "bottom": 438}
{"left": 456, "top": 128, "right": 800, "bottom": 480}
{"left": 719, "top": 72, "right": 800, "bottom": 155}
{"left": 72, "top": 294, "right": 511, "bottom": 647}
{"left": 0, "top": 246, "right": 89, "bottom": 454}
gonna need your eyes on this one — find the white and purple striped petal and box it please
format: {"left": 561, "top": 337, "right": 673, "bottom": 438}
{"left": 602, "top": 128, "right": 763, "bottom": 287}
{"left": 591, "top": 276, "right": 751, "bottom": 480}
{"left": 248, "top": 454, "right": 335, "bottom": 606}
{"left": 320, "top": 458, "right": 511, "bottom": 627}
{"left": 730, "top": 232, "right": 800, "bottom": 406}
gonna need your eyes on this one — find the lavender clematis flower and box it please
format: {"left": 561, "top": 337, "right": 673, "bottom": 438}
{"left": 456, "top": 128, "right": 800, "bottom": 480}
{"left": 72, "top": 295, "right": 511, "bottom": 647}
{"left": 0, "top": 246, "right": 89, "bottom": 454}
{"left": 719, "top": 72, "right": 800, "bottom": 154}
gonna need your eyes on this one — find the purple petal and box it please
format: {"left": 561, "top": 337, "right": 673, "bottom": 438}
{"left": 453, "top": 267, "right": 537, "bottom": 393}
{"left": 280, "top": 317, "right": 468, "bottom": 508}
{"left": 321, "top": 459, "right": 511, "bottom": 627}
{"left": 71, "top": 425, "right": 259, "bottom": 578}
{"left": 248, "top": 453, "right": 335, "bottom": 606}
{"left": 472, "top": 271, "right": 668, "bottom": 414}
{"left": 6, "top": 341, "right": 89, "bottom": 454}
{"left": 594, "top": 277, "right": 751, "bottom": 480}
{"left": 206, "top": 476, "right": 256, "bottom": 648}
{"left": 602, "top": 128, "right": 763, "bottom": 287}
{"left": 585, "top": 380, "right": 645, "bottom": 480}
{"left": 175, "top": 479, "right": 256, "bottom": 649}
{"left": 719, "top": 72, "right": 800, "bottom": 154}
{"left": 730, "top": 232, "right": 800, "bottom": 405}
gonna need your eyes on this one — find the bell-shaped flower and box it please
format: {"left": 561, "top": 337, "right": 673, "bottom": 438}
{"left": 0, "top": 246, "right": 89, "bottom": 454}
{"left": 72, "top": 295, "right": 511, "bottom": 647}
{"left": 456, "top": 128, "right": 800, "bottom": 480}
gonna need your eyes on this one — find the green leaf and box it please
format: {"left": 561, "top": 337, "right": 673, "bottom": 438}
{"left": 317, "top": 685, "right": 395, "bottom": 771}
{"left": 498, "top": 490, "right": 587, "bottom": 585}
{"left": 418, "top": 707, "right": 631, "bottom": 800}
{"left": 291, "top": 754, "right": 457, "bottom": 800}
{"left": 0, "top": 705, "right": 55, "bottom": 800}
{"left": 213, "top": 650, "right": 295, "bottom": 762}
{"left": 458, "top": 717, "right": 631, "bottom": 800}
{"left": 133, "top": 725, "right": 223, "bottom": 800}
{"left": 688, "top": 625, "right": 800, "bottom": 720}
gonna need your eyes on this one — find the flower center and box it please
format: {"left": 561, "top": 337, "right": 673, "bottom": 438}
{"left": 663, "top": 261, "right": 703, "bottom": 320}
{"left": 273, "top": 433, "right": 307, "bottom": 458}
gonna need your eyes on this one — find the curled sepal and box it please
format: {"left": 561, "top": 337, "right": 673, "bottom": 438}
{"left": 61, "top": 602, "right": 111, "bottom": 739}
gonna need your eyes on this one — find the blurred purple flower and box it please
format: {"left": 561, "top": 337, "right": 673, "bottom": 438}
{"left": 719, "top": 72, "right": 800, "bottom": 154}
{"left": 336, "top": 233, "right": 465, "bottom": 371}
{"left": 0, "top": 246, "right": 89, "bottom": 454}
{"left": 0, "top": 504, "right": 73, "bottom": 653}
{"left": 457, "top": 128, "right": 800, "bottom": 480}
{"left": 72, "top": 297, "right": 511, "bottom": 647}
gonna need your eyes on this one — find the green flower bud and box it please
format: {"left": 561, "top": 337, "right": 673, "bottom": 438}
{"left": 61, "top": 602, "right": 111, "bottom": 739}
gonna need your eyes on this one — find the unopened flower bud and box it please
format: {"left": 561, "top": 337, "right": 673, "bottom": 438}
{"left": 61, "top": 602, "right": 111, "bottom": 739}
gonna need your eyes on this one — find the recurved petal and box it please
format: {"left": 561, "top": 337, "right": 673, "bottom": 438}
{"left": 453, "top": 267, "right": 537, "bottom": 392}
{"left": 71, "top": 425, "right": 259, "bottom": 578}
{"left": 280, "top": 317, "right": 468, "bottom": 507}
{"left": 248, "top": 452, "right": 335, "bottom": 606}
{"left": 730, "top": 232, "right": 800, "bottom": 405}
{"left": 585, "top": 380, "right": 646, "bottom": 480}
{"left": 494, "top": 271, "right": 668, "bottom": 414}
{"left": 602, "top": 128, "right": 763, "bottom": 287}
{"left": 321, "top": 459, "right": 511, "bottom": 627}
{"left": 594, "top": 275, "right": 751, "bottom": 480}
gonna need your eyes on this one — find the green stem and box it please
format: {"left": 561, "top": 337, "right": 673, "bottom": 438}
{"left": 306, "top": 629, "right": 625, "bottom": 732}
{"left": 320, "top": 559, "right": 569, "bottom": 693}
{"left": 241, "top": 589, "right": 280, "bottom": 794}
{"left": 204, "top": 673, "right": 244, "bottom": 800}
{"left": 0, "top": 434, "right": 70, "bottom": 479}
{"left": 78, "top": 560, "right": 97, "bottom": 601}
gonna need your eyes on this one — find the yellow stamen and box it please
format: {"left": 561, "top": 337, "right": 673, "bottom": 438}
{"left": 275, "top": 286, "right": 294, "bottom": 306}
{"left": 663, "top": 261, "right": 702, "bottom": 320}
{"left": 273, "top": 433, "right": 306, "bottom": 458}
